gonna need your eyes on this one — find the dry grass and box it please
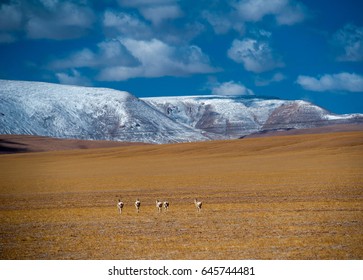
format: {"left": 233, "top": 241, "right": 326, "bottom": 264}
{"left": 0, "top": 134, "right": 149, "bottom": 154}
{"left": 0, "top": 131, "right": 362, "bottom": 259}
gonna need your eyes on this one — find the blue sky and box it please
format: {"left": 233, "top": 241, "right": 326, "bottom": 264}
{"left": 0, "top": 0, "right": 363, "bottom": 114}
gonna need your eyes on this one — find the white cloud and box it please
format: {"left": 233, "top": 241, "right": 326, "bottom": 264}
{"left": 50, "top": 49, "right": 96, "bottom": 69}
{"left": 233, "top": 0, "right": 284, "bottom": 22}
{"left": 227, "top": 38, "right": 284, "bottom": 73}
{"left": 50, "top": 36, "right": 217, "bottom": 81}
{"left": 103, "top": 10, "right": 152, "bottom": 39}
{"left": 211, "top": 81, "right": 254, "bottom": 96}
{"left": 233, "top": 0, "right": 306, "bottom": 25}
{"left": 202, "top": 1, "right": 306, "bottom": 35}
{"left": 26, "top": 2, "right": 95, "bottom": 40}
{"left": 56, "top": 69, "right": 91, "bottom": 86}
{"left": 331, "top": 24, "right": 363, "bottom": 62}
{"left": 118, "top": 0, "right": 182, "bottom": 25}
{"left": 119, "top": 0, "right": 176, "bottom": 5}
{"left": 97, "top": 38, "right": 218, "bottom": 81}
{"left": 255, "top": 72, "right": 286, "bottom": 86}
{"left": 202, "top": 11, "right": 245, "bottom": 35}
{"left": 50, "top": 40, "right": 138, "bottom": 70}
{"left": 164, "top": 21, "right": 205, "bottom": 44}
{"left": 275, "top": 1, "right": 306, "bottom": 25}
{"left": 296, "top": 73, "right": 363, "bottom": 92}
{"left": 0, "top": 2, "right": 23, "bottom": 31}
{"left": 0, "top": 2, "right": 23, "bottom": 43}
{"left": 103, "top": 9, "right": 202, "bottom": 44}
{"left": 38, "top": 0, "right": 59, "bottom": 10}
{"left": 0, "top": 0, "right": 96, "bottom": 42}
{"left": 139, "top": 5, "right": 183, "bottom": 25}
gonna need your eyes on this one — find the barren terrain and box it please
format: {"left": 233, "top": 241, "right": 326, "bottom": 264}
{"left": 0, "top": 131, "right": 362, "bottom": 259}
{"left": 0, "top": 135, "right": 149, "bottom": 154}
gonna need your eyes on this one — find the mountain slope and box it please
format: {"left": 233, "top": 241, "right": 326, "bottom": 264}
{"left": 0, "top": 80, "right": 211, "bottom": 143}
{"left": 1, "top": 79, "right": 362, "bottom": 144}
{"left": 144, "top": 95, "right": 362, "bottom": 139}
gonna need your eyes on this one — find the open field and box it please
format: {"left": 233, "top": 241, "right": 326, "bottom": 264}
{"left": 0, "top": 134, "right": 149, "bottom": 154}
{"left": 0, "top": 131, "right": 363, "bottom": 259}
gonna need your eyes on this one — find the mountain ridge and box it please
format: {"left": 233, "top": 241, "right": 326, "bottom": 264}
{"left": 1, "top": 79, "right": 362, "bottom": 144}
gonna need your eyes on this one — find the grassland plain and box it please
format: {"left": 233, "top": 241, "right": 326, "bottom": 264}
{"left": 0, "top": 131, "right": 362, "bottom": 259}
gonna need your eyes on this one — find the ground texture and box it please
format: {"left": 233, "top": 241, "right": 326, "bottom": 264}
{"left": 0, "top": 131, "right": 362, "bottom": 259}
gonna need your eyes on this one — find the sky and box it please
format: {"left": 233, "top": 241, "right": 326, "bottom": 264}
{"left": 0, "top": 0, "right": 363, "bottom": 114}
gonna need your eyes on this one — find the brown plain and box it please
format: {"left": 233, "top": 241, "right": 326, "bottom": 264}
{"left": 0, "top": 131, "right": 362, "bottom": 259}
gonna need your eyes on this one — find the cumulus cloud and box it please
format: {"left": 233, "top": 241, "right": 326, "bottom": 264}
{"left": 97, "top": 38, "right": 218, "bottom": 81}
{"left": 56, "top": 69, "right": 91, "bottom": 86}
{"left": 0, "top": 2, "right": 23, "bottom": 31}
{"left": 50, "top": 34, "right": 217, "bottom": 82}
{"left": 0, "top": 2, "right": 23, "bottom": 43}
{"left": 227, "top": 38, "right": 284, "bottom": 73}
{"left": 232, "top": 0, "right": 306, "bottom": 25}
{"left": 49, "top": 40, "right": 138, "bottom": 70}
{"left": 119, "top": 0, "right": 176, "bottom": 5}
{"left": 26, "top": 1, "right": 95, "bottom": 40}
{"left": 211, "top": 81, "right": 254, "bottom": 96}
{"left": 202, "top": 11, "right": 244, "bottom": 35}
{"left": 51, "top": 49, "right": 96, "bottom": 69}
{"left": 139, "top": 5, "right": 183, "bottom": 25}
{"left": 296, "top": 73, "right": 363, "bottom": 92}
{"left": 103, "top": 10, "right": 152, "bottom": 39}
{"left": 255, "top": 72, "right": 286, "bottom": 86}
{"left": 331, "top": 24, "right": 363, "bottom": 62}
{"left": 118, "top": 0, "right": 183, "bottom": 25}
{"left": 162, "top": 21, "right": 205, "bottom": 44}
{"left": 103, "top": 8, "right": 202, "bottom": 44}
{"left": 0, "top": 0, "right": 96, "bottom": 41}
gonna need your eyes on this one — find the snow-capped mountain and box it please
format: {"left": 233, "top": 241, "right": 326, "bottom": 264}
{"left": 0, "top": 80, "right": 212, "bottom": 143}
{"left": 0, "top": 79, "right": 362, "bottom": 144}
{"left": 144, "top": 95, "right": 362, "bottom": 138}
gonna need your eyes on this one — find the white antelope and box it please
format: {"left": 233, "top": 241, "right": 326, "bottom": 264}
{"left": 117, "top": 199, "right": 124, "bottom": 214}
{"left": 135, "top": 198, "right": 141, "bottom": 213}
{"left": 194, "top": 198, "right": 202, "bottom": 212}
{"left": 163, "top": 201, "right": 169, "bottom": 211}
{"left": 156, "top": 200, "right": 163, "bottom": 212}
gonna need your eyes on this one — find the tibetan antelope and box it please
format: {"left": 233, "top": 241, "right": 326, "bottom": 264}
{"left": 135, "top": 198, "right": 141, "bottom": 213}
{"left": 156, "top": 200, "right": 163, "bottom": 212}
{"left": 117, "top": 199, "right": 124, "bottom": 214}
{"left": 163, "top": 201, "right": 169, "bottom": 211}
{"left": 194, "top": 198, "right": 202, "bottom": 212}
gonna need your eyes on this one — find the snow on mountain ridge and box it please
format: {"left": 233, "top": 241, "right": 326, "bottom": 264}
{"left": 0, "top": 79, "right": 211, "bottom": 143}
{"left": 1, "top": 79, "right": 362, "bottom": 143}
{"left": 144, "top": 96, "right": 297, "bottom": 137}
{"left": 144, "top": 95, "right": 363, "bottom": 138}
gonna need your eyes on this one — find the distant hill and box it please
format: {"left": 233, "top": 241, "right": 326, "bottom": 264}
{"left": 1, "top": 79, "right": 362, "bottom": 144}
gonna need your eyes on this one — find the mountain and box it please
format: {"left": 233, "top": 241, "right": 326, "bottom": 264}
{"left": 0, "top": 80, "right": 212, "bottom": 144}
{"left": 1, "top": 79, "right": 362, "bottom": 144}
{"left": 144, "top": 95, "right": 363, "bottom": 138}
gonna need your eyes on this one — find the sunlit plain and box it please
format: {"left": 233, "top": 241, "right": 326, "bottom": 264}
{"left": 0, "top": 131, "right": 362, "bottom": 259}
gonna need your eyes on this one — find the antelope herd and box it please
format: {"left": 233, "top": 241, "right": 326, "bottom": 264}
{"left": 116, "top": 198, "right": 201, "bottom": 214}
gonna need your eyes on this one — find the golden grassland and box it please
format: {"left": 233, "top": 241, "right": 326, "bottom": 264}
{"left": 0, "top": 131, "right": 362, "bottom": 259}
